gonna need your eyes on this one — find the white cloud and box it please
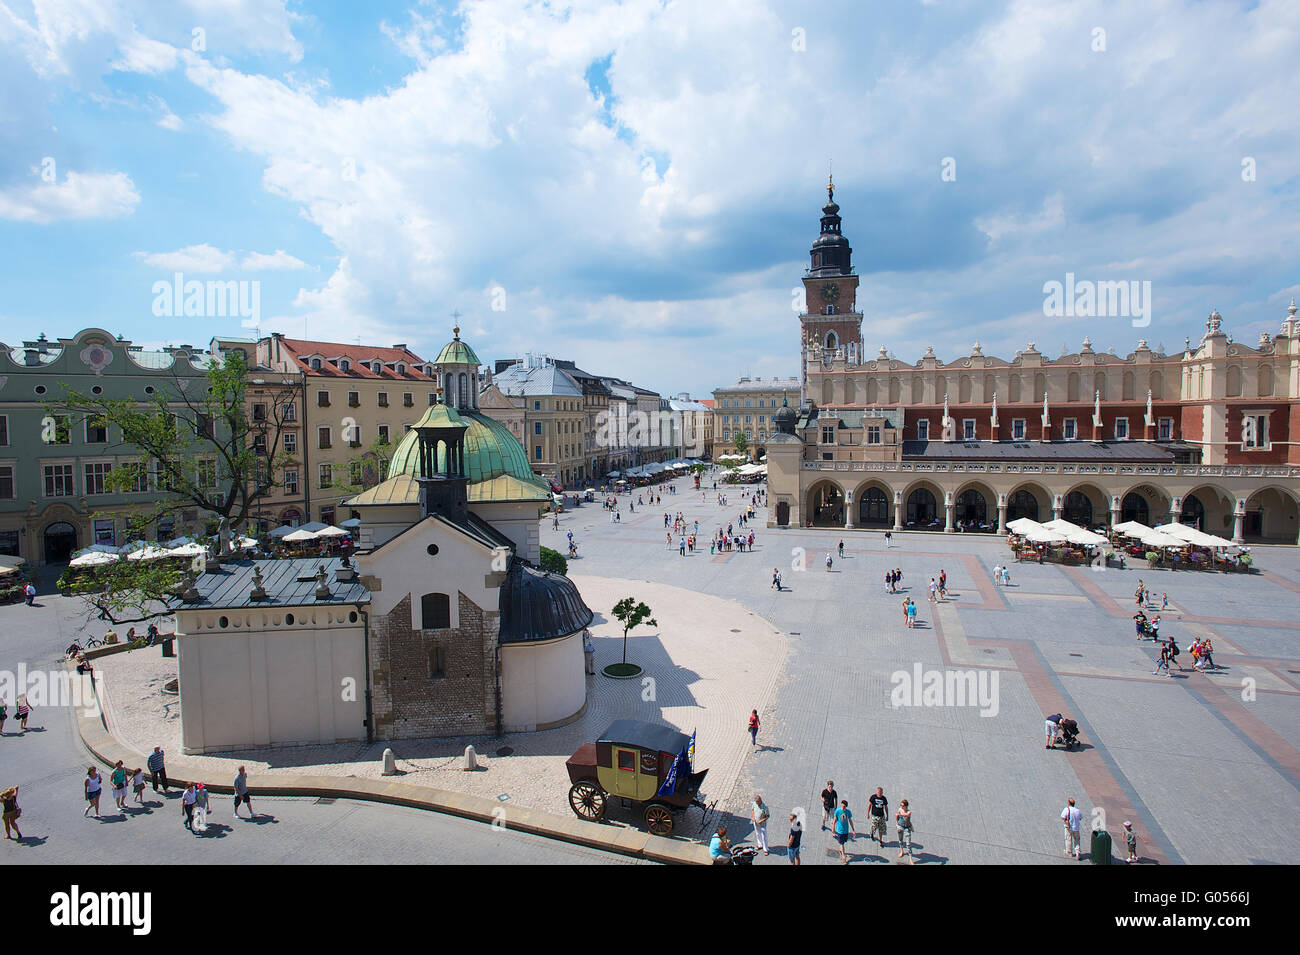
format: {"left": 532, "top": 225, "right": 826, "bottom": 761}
{"left": 133, "top": 244, "right": 234, "bottom": 273}
{"left": 241, "top": 249, "right": 309, "bottom": 270}
{"left": 0, "top": 170, "right": 139, "bottom": 224}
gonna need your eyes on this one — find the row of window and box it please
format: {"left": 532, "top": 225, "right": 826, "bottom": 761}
{"left": 0, "top": 459, "right": 221, "bottom": 500}
{"left": 316, "top": 424, "right": 394, "bottom": 450}
{"left": 811, "top": 418, "right": 1181, "bottom": 443}
{"left": 316, "top": 390, "right": 434, "bottom": 409}
{"left": 306, "top": 356, "right": 428, "bottom": 377}
{"left": 718, "top": 397, "right": 788, "bottom": 409}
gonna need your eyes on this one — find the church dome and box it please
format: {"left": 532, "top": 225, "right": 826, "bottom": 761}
{"left": 498, "top": 560, "right": 594, "bottom": 644}
{"left": 774, "top": 399, "right": 797, "bottom": 434}
{"left": 433, "top": 326, "right": 482, "bottom": 367}
{"left": 387, "top": 411, "right": 537, "bottom": 485}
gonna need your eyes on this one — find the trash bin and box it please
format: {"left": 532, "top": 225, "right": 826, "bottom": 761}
{"left": 161, "top": 637, "right": 175, "bottom": 658}
{"left": 1089, "top": 828, "right": 1113, "bottom": 864}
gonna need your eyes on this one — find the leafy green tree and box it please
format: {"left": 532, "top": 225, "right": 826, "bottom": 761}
{"left": 54, "top": 350, "right": 298, "bottom": 625}
{"left": 732, "top": 432, "right": 749, "bottom": 458}
{"left": 611, "top": 597, "right": 656, "bottom": 666}
{"left": 539, "top": 546, "right": 567, "bottom": 575}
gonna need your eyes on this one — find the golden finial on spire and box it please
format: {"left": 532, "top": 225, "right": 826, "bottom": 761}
{"left": 827, "top": 160, "right": 834, "bottom": 202}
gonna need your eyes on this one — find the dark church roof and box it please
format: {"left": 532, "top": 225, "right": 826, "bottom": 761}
{"left": 498, "top": 561, "right": 593, "bottom": 645}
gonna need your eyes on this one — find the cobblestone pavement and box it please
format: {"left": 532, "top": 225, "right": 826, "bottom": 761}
{"left": 4, "top": 472, "right": 1298, "bottom": 864}
{"left": 541, "top": 477, "right": 1300, "bottom": 865}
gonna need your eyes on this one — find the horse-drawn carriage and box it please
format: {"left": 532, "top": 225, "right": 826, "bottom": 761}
{"left": 566, "top": 720, "right": 708, "bottom": 836}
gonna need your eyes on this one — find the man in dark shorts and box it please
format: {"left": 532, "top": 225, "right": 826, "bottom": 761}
{"left": 787, "top": 812, "right": 802, "bottom": 865}
{"left": 820, "top": 781, "right": 838, "bottom": 831}
{"left": 832, "top": 800, "right": 856, "bottom": 864}
{"left": 867, "top": 787, "right": 889, "bottom": 846}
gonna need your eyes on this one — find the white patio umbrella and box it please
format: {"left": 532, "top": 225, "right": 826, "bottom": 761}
{"left": 167, "top": 541, "right": 209, "bottom": 557}
{"left": 268, "top": 525, "right": 298, "bottom": 538}
{"left": 297, "top": 521, "right": 330, "bottom": 534}
{"left": 126, "top": 545, "right": 173, "bottom": 561}
{"left": 1042, "top": 519, "right": 1109, "bottom": 546}
{"left": 340, "top": 518, "right": 362, "bottom": 529}
{"left": 282, "top": 529, "right": 319, "bottom": 543}
{"left": 73, "top": 543, "right": 121, "bottom": 558}
{"left": 1006, "top": 518, "right": 1067, "bottom": 543}
{"left": 315, "top": 525, "right": 351, "bottom": 538}
{"left": 69, "top": 551, "right": 121, "bottom": 568}
{"left": 1156, "top": 523, "right": 1235, "bottom": 549}
{"left": 235, "top": 536, "right": 260, "bottom": 550}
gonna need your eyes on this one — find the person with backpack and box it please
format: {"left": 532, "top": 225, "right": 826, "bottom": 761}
{"left": 1152, "top": 640, "right": 1173, "bottom": 677}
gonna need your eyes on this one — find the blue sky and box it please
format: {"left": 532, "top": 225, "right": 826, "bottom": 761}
{"left": 1, "top": 0, "right": 1297, "bottom": 396}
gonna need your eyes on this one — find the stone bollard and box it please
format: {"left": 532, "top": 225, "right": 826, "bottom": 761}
{"left": 381, "top": 748, "right": 396, "bottom": 776}
{"left": 463, "top": 745, "right": 478, "bottom": 771}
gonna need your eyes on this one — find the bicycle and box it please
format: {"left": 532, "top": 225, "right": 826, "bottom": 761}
{"left": 83, "top": 635, "right": 105, "bottom": 649}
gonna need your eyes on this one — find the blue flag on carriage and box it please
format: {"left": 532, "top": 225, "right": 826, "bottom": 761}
{"left": 656, "top": 746, "right": 689, "bottom": 798}
{"left": 687, "top": 729, "right": 696, "bottom": 769}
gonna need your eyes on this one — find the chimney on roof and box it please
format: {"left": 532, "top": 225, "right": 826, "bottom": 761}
{"left": 393, "top": 344, "right": 407, "bottom": 351}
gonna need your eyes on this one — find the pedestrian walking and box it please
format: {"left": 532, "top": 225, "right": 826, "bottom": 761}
{"left": 938, "top": 570, "right": 947, "bottom": 598}
{"left": 906, "top": 599, "right": 917, "bottom": 628}
{"left": 833, "top": 800, "right": 856, "bottom": 864}
{"left": 1, "top": 785, "right": 20, "bottom": 840}
{"left": 1122, "top": 821, "right": 1140, "bottom": 863}
{"left": 1152, "top": 639, "right": 1173, "bottom": 676}
{"left": 993, "top": 564, "right": 1002, "bottom": 586}
{"left": 825, "top": 553, "right": 833, "bottom": 571}
{"left": 884, "top": 530, "right": 892, "bottom": 548}
{"left": 131, "top": 767, "right": 145, "bottom": 804}
{"left": 0, "top": 700, "right": 6, "bottom": 734}
{"left": 747, "top": 709, "right": 760, "bottom": 747}
{"left": 24, "top": 582, "right": 36, "bottom": 606}
{"left": 837, "top": 540, "right": 844, "bottom": 558}
{"left": 147, "top": 746, "right": 169, "bottom": 792}
{"left": 752, "top": 795, "right": 771, "bottom": 855}
{"left": 83, "top": 766, "right": 102, "bottom": 817}
{"left": 928, "top": 578, "right": 938, "bottom": 602}
{"left": 896, "top": 799, "right": 914, "bottom": 859}
{"left": 181, "top": 783, "right": 197, "bottom": 831}
{"left": 771, "top": 568, "right": 781, "bottom": 590}
{"left": 820, "top": 781, "right": 838, "bottom": 830}
{"left": 1061, "top": 797, "right": 1083, "bottom": 859}
{"left": 234, "top": 766, "right": 256, "bottom": 818}
{"left": 867, "top": 787, "right": 889, "bottom": 846}
{"left": 787, "top": 812, "right": 802, "bottom": 865}
{"left": 15, "top": 694, "right": 30, "bottom": 732}
{"left": 194, "top": 783, "right": 210, "bottom": 830}
{"left": 110, "top": 760, "right": 128, "bottom": 811}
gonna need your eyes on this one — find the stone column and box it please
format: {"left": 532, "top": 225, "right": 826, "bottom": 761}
{"left": 893, "top": 490, "right": 904, "bottom": 531}
{"left": 944, "top": 491, "right": 954, "bottom": 533}
{"left": 997, "top": 495, "right": 1007, "bottom": 535}
{"left": 1109, "top": 496, "right": 1121, "bottom": 530}
{"left": 844, "top": 489, "right": 854, "bottom": 529}
{"left": 1052, "top": 494, "right": 1063, "bottom": 522}
{"left": 1232, "top": 499, "right": 1245, "bottom": 544}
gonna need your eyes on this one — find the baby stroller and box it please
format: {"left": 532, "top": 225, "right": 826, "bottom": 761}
{"left": 1054, "top": 717, "right": 1081, "bottom": 750}
{"left": 728, "top": 843, "right": 759, "bottom": 866}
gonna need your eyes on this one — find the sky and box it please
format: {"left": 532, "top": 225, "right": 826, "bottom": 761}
{"left": 1, "top": 0, "right": 1297, "bottom": 398}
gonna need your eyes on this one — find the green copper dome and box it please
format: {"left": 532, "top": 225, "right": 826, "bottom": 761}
{"left": 388, "top": 410, "right": 543, "bottom": 487}
{"left": 433, "top": 326, "right": 482, "bottom": 367}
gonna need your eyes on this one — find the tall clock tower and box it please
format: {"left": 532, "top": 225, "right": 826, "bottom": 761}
{"left": 799, "top": 176, "right": 863, "bottom": 392}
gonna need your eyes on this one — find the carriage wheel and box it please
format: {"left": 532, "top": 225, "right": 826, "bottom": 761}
{"left": 568, "top": 781, "right": 606, "bottom": 821}
{"left": 644, "top": 803, "right": 673, "bottom": 836}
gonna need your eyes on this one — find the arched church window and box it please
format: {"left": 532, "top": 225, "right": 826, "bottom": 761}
{"left": 421, "top": 593, "right": 450, "bottom": 630}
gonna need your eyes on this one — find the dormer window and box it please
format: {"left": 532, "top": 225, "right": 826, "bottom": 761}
{"left": 339, "top": 359, "right": 350, "bottom": 372}
{"left": 310, "top": 358, "right": 322, "bottom": 370}
{"left": 395, "top": 363, "right": 406, "bottom": 375}
{"left": 372, "top": 361, "right": 383, "bottom": 374}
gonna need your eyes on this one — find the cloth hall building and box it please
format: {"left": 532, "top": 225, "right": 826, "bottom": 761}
{"left": 765, "top": 180, "right": 1300, "bottom": 544}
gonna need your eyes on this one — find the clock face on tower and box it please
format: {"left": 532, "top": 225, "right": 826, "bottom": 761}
{"left": 821, "top": 283, "right": 840, "bottom": 302}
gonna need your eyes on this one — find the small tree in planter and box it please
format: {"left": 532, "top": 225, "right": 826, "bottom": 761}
{"left": 605, "top": 597, "right": 656, "bottom": 678}
{"left": 1145, "top": 550, "right": 1161, "bottom": 569}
